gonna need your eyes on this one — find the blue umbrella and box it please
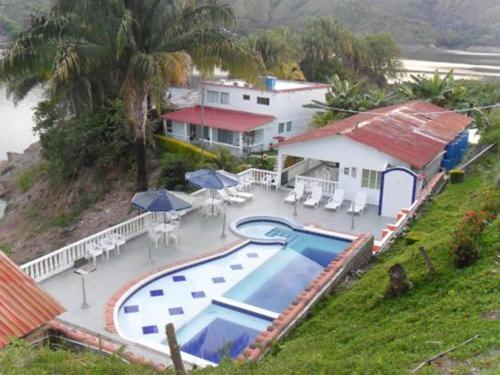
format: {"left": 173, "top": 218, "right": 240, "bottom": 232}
{"left": 185, "top": 169, "right": 239, "bottom": 190}
{"left": 132, "top": 189, "right": 192, "bottom": 212}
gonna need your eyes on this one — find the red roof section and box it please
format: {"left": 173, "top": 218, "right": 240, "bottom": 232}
{"left": 162, "top": 106, "right": 275, "bottom": 132}
{"left": 0, "top": 252, "right": 65, "bottom": 348}
{"left": 278, "top": 101, "right": 472, "bottom": 169}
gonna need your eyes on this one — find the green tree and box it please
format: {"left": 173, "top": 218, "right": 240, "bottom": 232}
{"left": 306, "top": 75, "right": 397, "bottom": 126}
{"left": 362, "top": 34, "right": 402, "bottom": 85}
{"left": 244, "top": 27, "right": 304, "bottom": 80}
{"left": 0, "top": 0, "right": 263, "bottom": 191}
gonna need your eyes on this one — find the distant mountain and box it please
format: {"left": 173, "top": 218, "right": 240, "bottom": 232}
{"left": 228, "top": 0, "right": 500, "bottom": 48}
{"left": 1, "top": 0, "right": 499, "bottom": 48}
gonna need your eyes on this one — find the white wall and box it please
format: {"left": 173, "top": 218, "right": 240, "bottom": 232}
{"left": 203, "top": 83, "right": 328, "bottom": 149}
{"left": 423, "top": 152, "right": 445, "bottom": 181}
{"left": 279, "top": 136, "right": 409, "bottom": 205}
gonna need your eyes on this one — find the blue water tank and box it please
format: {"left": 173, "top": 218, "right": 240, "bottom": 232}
{"left": 265, "top": 76, "right": 277, "bottom": 90}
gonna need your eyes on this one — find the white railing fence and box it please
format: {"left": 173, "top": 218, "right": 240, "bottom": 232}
{"left": 20, "top": 168, "right": 278, "bottom": 282}
{"left": 282, "top": 159, "right": 322, "bottom": 186}
{"left": 295, "top": 175, "right": 338, "bottom": 198}
{"left": 21, "top": 212, "right": 163, "bottom": 282}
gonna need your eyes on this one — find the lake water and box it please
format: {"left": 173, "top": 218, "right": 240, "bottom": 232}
{"left": 0, "top": 47, "right": 498, "bottom": 163}
{"left": 0, "top": 86, "right": 42, "bottom": 161}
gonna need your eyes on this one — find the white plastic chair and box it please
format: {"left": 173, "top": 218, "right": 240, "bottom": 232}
{"left": 86, "top": 243, "right": 103, "bottom": 267}
{"left": 261, "top": 174, "right": 277, "bottom": 190}
{"left": 109, "top": 233, "right": 126, "bottom": 254}
{"left": 99, "top": 237, "right": 117, "bottom": 260}
{"left": 348, "top": 192, "right": 368, "bottom": 215}
{"left": 325, "top": 189, "right": 345, "bottom": 211}
{"left": 239, "top": 175, "right": 252, "bottom": 191}
{"left": 284, "top": 182, "right": 305, "bottom": 204}
{"left": 168, "top": 229, "right": 179, "bottom": 246}
{"left": 148, "top": 229, "right": 162, "bottom": 248}
{"left": 303, "top": 184, "right": 323, "bottom": 208}
{"left": 228, "top": 186, "right": 253, "bottom": 200}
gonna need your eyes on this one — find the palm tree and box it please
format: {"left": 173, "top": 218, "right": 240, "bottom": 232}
{"left": 0, "top": 0, "right": 263, "bottom": 190}
{"left": 306, "top": 75, "right": 397, "bottom": 126}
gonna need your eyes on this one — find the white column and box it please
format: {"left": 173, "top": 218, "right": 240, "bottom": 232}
{"left": 239, "top": 132, "right": 244, "bottom": 152}
{"left": 276, "top": 151, "right": 284, "bottom": 187}
{"left": 209, "top": 127, "right": 213, "bottom": 146}
{"left": 184, "top": 123, "right": 188, "bottom": 140}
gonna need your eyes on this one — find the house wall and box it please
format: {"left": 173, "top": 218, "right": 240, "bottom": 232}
{"left": 202, "top": 83, "right": 328, "bottom": 149}
{"left": 278, "top": 136, "right": 409, "bottom": 205}
{"left": 423, "top": 152, "right": 445, "bottom": 181}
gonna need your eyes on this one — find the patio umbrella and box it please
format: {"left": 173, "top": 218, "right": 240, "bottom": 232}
{"left": 185, "top": 168, "right": 239, "bottom": 190}
{"left": 132, "top": 188, "right": 192, "bottom": 213}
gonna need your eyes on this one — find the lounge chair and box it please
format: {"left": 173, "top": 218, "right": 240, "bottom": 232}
{"left": 348, "top": 192, "right": 368, "bottom": 215}
{"left": 325, "top": 189, "right": 345, "bottom": 211}
{"left": 284, "top": 182, "right": 305, "bottom": 204}
{"left": 218, "top": 189, "right": 246, "bottom": 205}
{"left": 228, "top": 186, "right": 254, "bottom": 200}
{"left": 303, "top": 184, "right": 323, "bottom": 208}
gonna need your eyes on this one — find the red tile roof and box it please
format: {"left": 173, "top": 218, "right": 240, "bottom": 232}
{"left": 0, "top": 252, "right": 65, "bottom": 348}
{"left": 278, "top": 101, "right": 472, "bottom": 169}
{"left": 162, "top": 106, "right": 275, "bottom": 132}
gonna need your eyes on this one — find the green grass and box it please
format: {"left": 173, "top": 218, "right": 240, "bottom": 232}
{"left": 0, "top": 243, "right": 12, "bottom": 256}
{"left": 17, "top": 165, "right": 46, "bottom": 193}
{"left": 0, "top": 341, "right": 158, "bottom": 375}
{"left": 200, "top": 172, "right": 500, "bottom": 374}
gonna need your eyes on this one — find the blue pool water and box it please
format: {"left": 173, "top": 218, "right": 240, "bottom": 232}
{"left": 116, "top": 217, "right": 350, "bottom": 365}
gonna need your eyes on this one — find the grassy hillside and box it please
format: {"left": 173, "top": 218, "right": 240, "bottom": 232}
{"left": 203, "top": 164, "right": 500, "bottom": 374}
{"left": 0, "top": 0, "right": 50, "bottom": 43}
{"left": 229, "top": 0, "right": 500, "bottom": 48}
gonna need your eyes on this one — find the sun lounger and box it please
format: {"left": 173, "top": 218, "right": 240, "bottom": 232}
{"left": 218, "top": 189, "right": 246, "bottom": 205}
{"left": 325, "top": 189, "right": 344, "bottom": 211}
{"left": 303, "top": 184, "right": 323, "bottom": 208}
{"left": 284, "top": 182, "right": 305, "bottom": 203}
{"left": 228, "top": 186, "right": 254, "bottom": 200}
{"left": 348, "top": 192, "right": 367, "bottom": 215}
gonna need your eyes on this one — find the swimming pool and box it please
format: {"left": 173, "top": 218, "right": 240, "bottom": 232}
{"left": 114, "top": 216, "right": 353, "bottom": 366}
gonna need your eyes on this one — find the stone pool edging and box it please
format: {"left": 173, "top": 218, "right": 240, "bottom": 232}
{"left": 237, "top": 232, "right": 374, "bottom": 363}
{"left": 104, "top": 239, "right": 246, "bottom": 334}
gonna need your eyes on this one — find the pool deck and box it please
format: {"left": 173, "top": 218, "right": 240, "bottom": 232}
{"left": 40, "top": 186, "right": 393, "bottom": 367}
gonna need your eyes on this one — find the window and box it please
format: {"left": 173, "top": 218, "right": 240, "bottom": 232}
{"left": 217, "top": 129, "right": 233, "bottom": 144}
{"left": 257, "top": 96, "right": 270, "bottom": 105}
{"left": 286, "top": 121, "right": 292, "bottom": 132}
{"left": 278, "top": 122, "right": 285, "bottom": 134}
{"left": 361, "top": 169, "right": 381, "bottom": 189}
{"left": 220, "top": 92, "right": 229, "bottom": 104}
{"left": 243, "top": 94, "right": 250, "bottom": 101}
{"left": 166, "top": 120, "right": 172, "bottom": 133}
{"left": 206, "top": 90, "right": 219, "bottom": 104}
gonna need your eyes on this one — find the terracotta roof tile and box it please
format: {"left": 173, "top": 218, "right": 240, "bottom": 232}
{"left": 0, "top": 252, "right": 65, "bottom": 348}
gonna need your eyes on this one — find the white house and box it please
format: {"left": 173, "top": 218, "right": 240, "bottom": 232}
{"left": 276, "top": 101, "right": 472, "bottom": 217}
{"left": 161, "top": 78, "right": 329, "bottom": 155}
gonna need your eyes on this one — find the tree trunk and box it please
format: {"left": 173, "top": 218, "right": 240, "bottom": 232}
{"left": 124, "top": 74, "right": 149, "bottom": 191}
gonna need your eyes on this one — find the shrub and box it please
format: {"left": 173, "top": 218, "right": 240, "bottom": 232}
{"left": 17, "top": 167, "right": 40, "bottom": 193}
{"left": 450, "top": 210, "right": 485, "bottom": 268}
{"left": 158, "top": 154, "right": 197, "bottom": 191}
{"left": 480, "top": 190, "right": 499, "bottom": 222}
{"left": 34, "top": 99, "right": 135, "bottom": 181}
{"left": 155, "top": 135, "right": 217, "bottom": 162}
{"left": 204, "top": 147, "right": 240, "bottom": 172}
{"left": 449, "top": 169, "right": 464, "bottom": 184}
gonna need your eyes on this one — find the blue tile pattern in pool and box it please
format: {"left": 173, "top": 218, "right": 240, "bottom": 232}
{"left": 169, "top": 307, "right": 184, "bottom": 316}
{"left": 149, "top": 289, "right": 164, "bottom": 297}
{"left": 191, "top": 291, "right": 206, "bottom": 299}
{"left": 212, "top": 277, "right": 226, "bottom": 284}
{"left": 142, "top": 325, "right": 158, "bottom": 335}
{"left": 124, "top": 305, "right": 139, "bottom": 314}
{"left": 116, "top": 217, "right": 351, "bottom": 365}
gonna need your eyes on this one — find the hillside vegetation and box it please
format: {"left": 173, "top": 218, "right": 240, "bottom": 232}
{"left": 0, "top": 0, "right": 50, "bottom": 43}
{"left": 228, "top": 0, "right": 500, "bottom": 48}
